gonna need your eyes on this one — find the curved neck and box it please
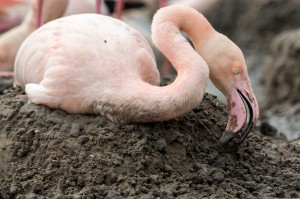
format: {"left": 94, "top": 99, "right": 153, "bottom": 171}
{"left": 152, "top": 5, "right": 214, "bottom": 57}
{"left": 136, "top": 5, "right": 213, "bottom": 121}
{"left": 131, "top": 5, "right": 211, "bottom": 122}
{"left": 94, "top": 6, "right": 212, "bottom": 123}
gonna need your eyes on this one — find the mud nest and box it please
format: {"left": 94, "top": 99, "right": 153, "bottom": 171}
{"left": 0, "top": 87, "right": 299, "bottom": 198}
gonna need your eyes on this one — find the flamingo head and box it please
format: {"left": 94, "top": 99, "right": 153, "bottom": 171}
{"left": 218, "top": 63, "right": 259, "bottom": 147}
{"left": 198, "top": 33, "right": 259, "bottom": 146}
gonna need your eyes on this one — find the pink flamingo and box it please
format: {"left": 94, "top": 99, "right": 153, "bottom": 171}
{"left": 0, "top": 0, "right": 24, "bottom": 7}
{"left": 0, "top": 0, "right": 219, "bottom": 78}
{"left": 0, "top": 0, "right": 129, "bottom": 78}
{"left": 0, "top": 1, "right": 107, "bottom": 77}
{"left": 14, "top": 5, "right": 259, "bottom": 145}
{"left": 0, "top": 0, "right": 29, "bottom": 77}
{"left": 0, "top": 0, "right": 69, "bottom": 77}
{"left": 0, "top": 0, "right": 109, "bottom": 77}
{"left": 0, "top": 0, "right": 29, "bottom": 32}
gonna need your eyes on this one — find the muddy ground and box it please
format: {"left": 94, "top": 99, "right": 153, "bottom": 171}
{"left": 0, "top": 87, "right": 299, "bottom": 198}
{"left": 1, "top": 0, "right": 300, "bottom": 198}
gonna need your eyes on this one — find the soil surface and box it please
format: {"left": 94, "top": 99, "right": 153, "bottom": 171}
{"left": 1, "top": 0, "right": 300, "bottom": 198}
{"left": 0, "top": 87, "right": 299, "bottom": 198}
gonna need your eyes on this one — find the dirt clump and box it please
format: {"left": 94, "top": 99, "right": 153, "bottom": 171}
{"left": 0, "top": 87, "right": 299, "bottom": 198}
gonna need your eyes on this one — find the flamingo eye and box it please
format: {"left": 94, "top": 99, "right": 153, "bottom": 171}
{"left": 233, "top": 67, "right": 240, "bottom": 74}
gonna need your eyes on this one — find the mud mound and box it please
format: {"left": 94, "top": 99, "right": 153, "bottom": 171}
{"left": 0, "top": 87, "right": 299, "bottom": 198}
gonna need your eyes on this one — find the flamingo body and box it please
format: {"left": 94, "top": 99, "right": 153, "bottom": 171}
{"left": 15, "top": 5, "right": 259, "bottom": 145}
{"left": 15, "top": 14, "right": 164, "bottom": 122}
{"left": 0, "top": 0, "right": 108, "bottom": 76}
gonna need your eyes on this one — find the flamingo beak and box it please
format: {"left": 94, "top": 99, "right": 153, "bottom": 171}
{"left": 219, "top": 80, "right": 259, "bottom": 146}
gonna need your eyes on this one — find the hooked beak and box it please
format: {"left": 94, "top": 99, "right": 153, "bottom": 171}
{"left": 219, "top": 80, "right": 259, "bottom": 146}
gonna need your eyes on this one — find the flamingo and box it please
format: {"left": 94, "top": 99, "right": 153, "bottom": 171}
{"left": 0, "top": 0, "right": 109, "bottom": 77}
{"left": 0, "top": 0, "right": 24, "bottom": 7}
{"left": 0, "top": 0, "right": 221, "bottom": 78}
{"left": 0, "top": 0, "right": 30, "bottom": 32}
{"left": 0, "top": 0, "right": 30, "bottom": 77}
{"left": 14, "top": 5, "right": 259, "bottom": 145}
{"left": 0, "top": 0, "right": 69, "bottom": 77}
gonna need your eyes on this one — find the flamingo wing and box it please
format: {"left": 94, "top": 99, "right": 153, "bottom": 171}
{"left": 14, "top": 14, "right": 160, "bottom": 114}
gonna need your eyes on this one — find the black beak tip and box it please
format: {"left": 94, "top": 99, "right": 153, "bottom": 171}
{"left": 218, "top": 121, "right": 254, "bottom": 148}
{"left": 218, "top": 131, "right": 235, "bottom": 146}
{"left": 218, "top": 89, "right": 255, "bottom": 148}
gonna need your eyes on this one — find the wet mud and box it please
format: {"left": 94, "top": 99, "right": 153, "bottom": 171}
{"left": 0, "top": 87, "right": 299, "bottom": 198}
{"left": 1, "top": 0, "right": 300, "bottom": 198}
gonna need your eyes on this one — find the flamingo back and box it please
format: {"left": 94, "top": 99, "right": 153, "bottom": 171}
{"left": 14, "top": 14, "right": 160, "bottom": 114}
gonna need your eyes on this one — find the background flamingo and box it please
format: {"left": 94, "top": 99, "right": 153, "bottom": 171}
{"left": 0, "top": 0, "right": 221, "bottom": 78}
{"left": 0, "top": 0, "right": 30, "bottom": 33}
{"left": 0, "top": 0, "right": 109, "bottom": 77}
{"left": 0, "top": 0, "right": 24, "bottom": 7}
{"left": 14, "top": 5, "right": 258, "bottom": 145}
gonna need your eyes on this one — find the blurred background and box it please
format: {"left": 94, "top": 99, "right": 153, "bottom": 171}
{"left": 0, "top": 0, "right": 300, "bottom": 140}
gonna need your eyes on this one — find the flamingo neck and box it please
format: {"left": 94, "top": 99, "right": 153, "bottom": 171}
{"left": 134, "top": 5, "right": 213, "bottom": 121}
{"left": 92, "top": 5, "right": 212, "bottom": 123}
{"left": 152, "top": 5, "right": 214, "bottom": 54}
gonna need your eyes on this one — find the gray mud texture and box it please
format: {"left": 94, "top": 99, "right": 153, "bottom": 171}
{"left": 0, "top": 87, "right": 300, "bottom": 199}
{"left": 1, "top": 0, "right": 300, "bottom": 198}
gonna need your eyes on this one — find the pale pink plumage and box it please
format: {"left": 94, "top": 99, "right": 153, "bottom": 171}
{"left": 0, "top": 0, "right": 107, "bottom": 77}
{"left": 14, "top": 7, "right": 208, "bottom": 123}
{"left": 15, "top": 5, "right": 259, "bottom": 143}
{"left": 0, "top": 0, "right": 30, "bottom": 35}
